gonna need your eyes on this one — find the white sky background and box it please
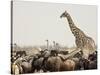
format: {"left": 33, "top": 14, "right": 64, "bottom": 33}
{"left": 13, "top": 1, "right": 97, "bottom": 47}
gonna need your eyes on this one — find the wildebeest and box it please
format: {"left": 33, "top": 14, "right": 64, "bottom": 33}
{"left": 11, "top": 57, "right": 23, "bottom": 74}
{"left": 16, "top": 51, "right": 27, "bottom": 57}
{"left": 59, "top": 50, "right": 69, "bottom": 55}
{"left": 43, "top": 56, "right": 76, "bottom": 72}
{"left": 43, "top": 56, "right": 61, "bottom": 72}
{"left": 78, "top": 51, "right": 97, "bottom": 70}
{"left": 88, "top": 51, "right": 97, "bottom": 61}
{"left": 20, "top": 55, "right": 36, "bottom": 73}
{"left": 60, "top": 59, "right": 76, "bottom": 71}
{"left": 32, "top": 57, "right": 44, "bottom": 72}
{"left": 88, "top": 51, "right": 97, "bottom": 69}
{"left": 11, "top": 47, "right": 97, "bottom": 74}
{"left": 21, "top": 61, "right": 33, "bottom": 73}
{"left": 11, "top": 56, "right": 34, "bottom": 74}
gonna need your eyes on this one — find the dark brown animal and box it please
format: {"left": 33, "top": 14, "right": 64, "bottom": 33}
{"left": 43, "top": 56, "right": 76, "bottom": 72}
{"left": 60, "top": 59, "right": 75, "bottom": 71}
{"left": 32, "top": 57, "right": 44, "bottom": 72}
{"left": 79, "top": 51, "right": 97, "bottom": 70}
{"left": 16, "top": 51, "right": 27, "bottom": 57}
{"left": 59, "top": 51, "right": 69, "bottom": 55}
{"left": 21, "top": 61, "right": 33, "bottom": 73}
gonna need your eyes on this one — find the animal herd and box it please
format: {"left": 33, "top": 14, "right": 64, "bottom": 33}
{"left": 11, "top": 10, "right": 97, "bottom": 74}
{"left": 11, "top": 48, "right": 97, "bottom": 74}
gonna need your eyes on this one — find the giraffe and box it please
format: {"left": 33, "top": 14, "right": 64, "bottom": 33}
{"left": 60, "top": 11, "right": 96, "bottom": 59}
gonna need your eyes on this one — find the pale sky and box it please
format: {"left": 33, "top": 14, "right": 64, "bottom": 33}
{"left": 13, "top": 1, "right": 97, "bottom": 47}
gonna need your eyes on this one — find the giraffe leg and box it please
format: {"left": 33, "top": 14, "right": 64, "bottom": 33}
{"left": 82, "top": 49, "right": 90, "bottom": 59}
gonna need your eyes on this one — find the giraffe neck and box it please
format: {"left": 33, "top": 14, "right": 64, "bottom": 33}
{"left": 65, "top": 14, "right": 86, "bottom": 37}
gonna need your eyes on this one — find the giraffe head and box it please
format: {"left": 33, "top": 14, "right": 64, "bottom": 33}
{"left": 60, "top": 10, "right": 68, "bottom": 18}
